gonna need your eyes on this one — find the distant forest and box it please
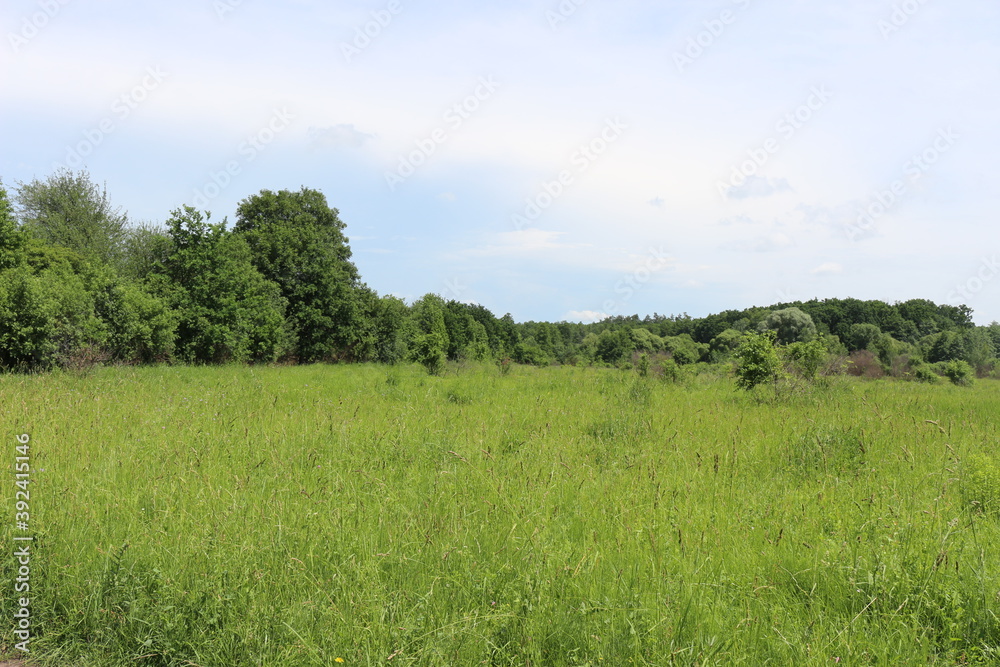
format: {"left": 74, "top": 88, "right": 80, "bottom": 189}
{"left": 1, "top": 170, "right": 998, "bottom": 379}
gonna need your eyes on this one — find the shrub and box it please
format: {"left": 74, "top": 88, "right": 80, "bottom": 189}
{"left": 846, "top": 350, "right": 884, "bottom": 378}
{"left": 941, "top": 359, "right": 974, "bottom": 386}
{"left": 636, "top": 352, "right": 651, "bottom": 377}
{"left": 734, "top": 330, "right": 781, "bottom": 390}
{"left": 412, "top": 332, "right": 447, "bottom": 375}
{"left": 659, "top": 357, "right": 683, "bottom": 383}
{"left": 784, "top": 339, "right": 827, "bottom": 380}
{"left": 912, "top": 363, "right": 940, "bottom": 383}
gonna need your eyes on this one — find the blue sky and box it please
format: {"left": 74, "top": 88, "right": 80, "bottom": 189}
{"left": 2, "top": 0, "right": 998, "bottom": 324}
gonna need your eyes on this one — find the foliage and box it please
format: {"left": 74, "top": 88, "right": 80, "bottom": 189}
{"left": 658, "top": 357, "right": 683, "bottom": 383}
{"left": 784, "top": 339, "right": 827, "bottom": 380}
{"left": 0, "top": 181, "right": 27, "bottom": 271}
{"left": 845, "top": 322, "right": 883, "bottom": 352}
{"left": 411, "top": 332, "right": 447, "bottom": 375}
{"left": 155, "top": 206, "right": 290, "bottom": 363}
{"left": 758, "top": 307, "right": 817, "bottom": 344}
{"left": 734, "top": 330, "right": 781, "bottom": 390}
{"left": 709, "top": 328, "right": 742, "bottom": 360}
{"left": 662, "top": 333, "right": 702, "bottom": 365}
{"left": 234, "top": 188, "right": 364, "bottom": 362}
{"left": 118, "top": 222, "right": 172, "bottom": 281}
{"left": 0, "top": 264, "right": 106, "bottom": 371}
{"left": 846, "top": 350, "right": 884, "bottom": 378}
{"left": 911, "top": 362, "right": 939, "bottom": 383}
{"left": 93, "top": 278, "right": 176, "bottom": 363}
{"left": 940, "top": 359, "right": 974, "bottom": 387}
{"left": 14, "top": 168, "right": 128, "bottom": 266}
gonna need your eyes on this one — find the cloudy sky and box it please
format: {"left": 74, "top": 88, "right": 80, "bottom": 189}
{"left": 2, "top": 0, "right": 998, "bottom": 324}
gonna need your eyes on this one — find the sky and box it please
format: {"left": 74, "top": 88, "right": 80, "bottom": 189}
{"left": 2, "top": 0, "right": 998, "bottom": 325}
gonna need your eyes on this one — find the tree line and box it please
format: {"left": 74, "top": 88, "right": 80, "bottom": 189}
{"left": 1, "top": 169, "right": 997, "bottom": 379}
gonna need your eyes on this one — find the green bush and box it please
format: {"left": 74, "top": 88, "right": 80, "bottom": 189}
{"left": 412, "top": 332, "right": 447, "bottom": 375}
{"left": 734, "top": 330, "right": 781, "bottom": 390}
{"left": 941, "top": 359, "right": 974, "bottom": 386}
{"left": 95, "top": 280, "right": 176, "bottom": 363}
{"left": 636, "top": 352, "right": 651, "bottom": 377}
{"left": 784, "top": 339, "right": 827, "bottom": 380}
{"left": 912, "top": 363, "right": 939, "bottom": 383}
{"left": 659, "top": 357, "right": 682, "bottom": 383}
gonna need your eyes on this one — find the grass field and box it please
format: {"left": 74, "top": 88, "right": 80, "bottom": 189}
{"left": 2, "top": 363, "right": 999, "bottom": 665}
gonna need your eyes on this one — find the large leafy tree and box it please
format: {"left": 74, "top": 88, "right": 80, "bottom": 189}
{"left": 14, "top": 169, "right": 128, "bottom": 266}
{"left": 234, "top": 188, "right": 364, "bottom": 362}
{"left": 758, "top": 307, "right": 817, "bottom": 344}
{"left": 154, "top": 206, "right": 290, "bottom": 364}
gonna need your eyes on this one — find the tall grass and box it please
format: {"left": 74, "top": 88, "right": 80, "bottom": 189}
{"left": 1, "top": 364, "right": 999, "bottom": 665}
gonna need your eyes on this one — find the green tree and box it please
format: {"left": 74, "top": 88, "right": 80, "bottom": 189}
{"left": 845, "top": 323, "right": 883, "bottom": 352}
{"left": 734, "top": 330, "right": 782, "bottom": 390}
{"left": 361, "top": 292, "right": 410, "bottom": 364}
{"left": 234, "top": 188, "right": 364, "bottom": 362}
{"left": 709, "top": 328, "right": 743, "bottom": 360}
{"left": 155, "top": 206, "right": 290, "bottom": 364}
{"left": 119, "top": 222, "right": 172, "bottom": 281}
{"left": 14, "top": 169, "right": 127, "bottom": 266}
{"left": 758, "top": 307, "right": 817, "bottom": 344}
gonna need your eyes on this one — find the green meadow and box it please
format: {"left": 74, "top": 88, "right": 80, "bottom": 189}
{"left": 2, "top": 364, "right": 999, "bottom": 665}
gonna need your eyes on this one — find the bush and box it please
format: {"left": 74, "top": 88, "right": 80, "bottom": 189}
{"left": 912, "top": 363, "right": 940, "bottom": 383}
{"left": 658, "top": 357, "right": 683, "bottom": 383}
{"left": 940, "top": 359, "right": 974, "bottom": 386}
{"left": 845, "top": 350, "right": 884, "bottom": 378}
{"left": 734, "top": 330, "right": 781, "bottom": 390}
{"left": 0, "top": 265, "right": 107, "bottom": 371}
{"left": 412, "top": 332, "right": 447, "bottom": 375}
{"left": 635, "top": 352, "right": 651, "bottom": 377}
{"left": 95, "top": 280, "right": 176, "bottom": 363}
{"left": 784, "top": 339, "right": 827, "bottom": 380}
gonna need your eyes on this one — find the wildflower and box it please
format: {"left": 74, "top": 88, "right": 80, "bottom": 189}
{"left": 335, "top": 659, "right": 344, "bottom": 664}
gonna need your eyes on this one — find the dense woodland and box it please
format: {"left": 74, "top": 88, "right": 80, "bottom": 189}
{"left": 1, "top": 170, "right": 998, "bottom": 380}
